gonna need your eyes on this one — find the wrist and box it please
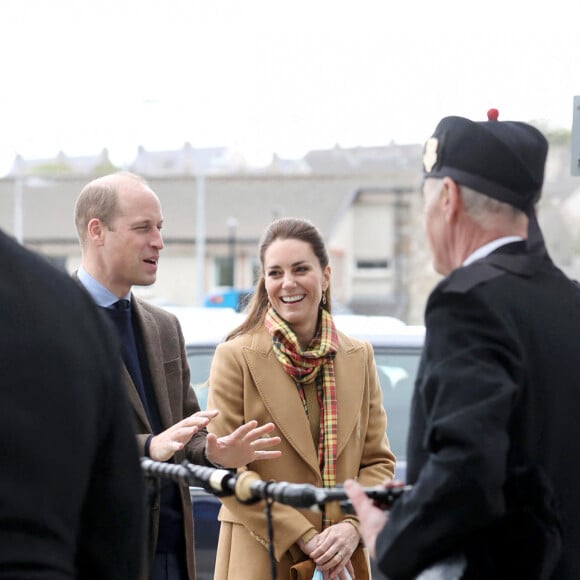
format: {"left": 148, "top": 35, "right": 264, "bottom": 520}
{"left": 341, "top": 518, "right": 361, "bottom": 542}
{"left": 297, "top": 528, "right": 317, "bottom": 553}
{"left": 144, "top": 435, "right": 154, "bottom": 458}
{"left": 203, "top": 446, "right": 227, "bottom": 469}
{"left": 301, "top": 528, "right": 317, "bottom": 545}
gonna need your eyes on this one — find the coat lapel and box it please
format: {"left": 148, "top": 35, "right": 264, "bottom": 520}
{"left": 121, "top": 363, "right": 151, "bottom": 429}
{"left": 242, "top": 329, "right": 321, "bottom": 478}
{"left": 334, "top": 332, "right": 366, "bottom": 457}
{"left": 131, "top": 298, "right": 173, "bottom": 430}
{"left": 241, "top": 328, "right": 368, "bottom": 477}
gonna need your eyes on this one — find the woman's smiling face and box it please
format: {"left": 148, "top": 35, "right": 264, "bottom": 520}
{"left": 264, "top": 237, "right": 330, "bottom": 344}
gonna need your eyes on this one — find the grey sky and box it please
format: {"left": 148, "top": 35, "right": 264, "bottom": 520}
{"left": 0, "top": 0, "right": 577, "bottom": 173}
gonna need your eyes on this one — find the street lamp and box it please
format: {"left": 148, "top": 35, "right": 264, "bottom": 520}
{"left": 227, "top": 216, "right": 238, "bottom": 287}
{"left": 195, "top": 174, "right": 206, "bottom": 306}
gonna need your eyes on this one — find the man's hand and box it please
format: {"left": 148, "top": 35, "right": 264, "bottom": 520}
{"left": 343, "top": 479, "right": 389, "bottom": 559}
{"left": 205, "top": 419, "right": 282, "bottom": 468}
{"left": 148, "top": 410, "right": 219, "bottom": 462}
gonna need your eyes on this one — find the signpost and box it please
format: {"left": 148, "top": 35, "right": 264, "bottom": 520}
{"left": 572, "top": 96, "right": 580, "bottom": 176}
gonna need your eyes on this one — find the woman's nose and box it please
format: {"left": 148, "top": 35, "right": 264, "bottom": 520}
{"left": 281, "top": 273, "right": 295, "bottom": 287}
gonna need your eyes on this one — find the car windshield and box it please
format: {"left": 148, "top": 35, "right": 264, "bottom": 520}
{"left": 189, "top": 348, "right": 214, "bottom": 411}
{"left": 372, "top": 347, "right": 420, "bottom": 461}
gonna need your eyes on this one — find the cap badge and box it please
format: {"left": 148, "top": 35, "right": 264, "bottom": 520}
{"left": 423, "top": 137, "right": 439, "bottom": 172}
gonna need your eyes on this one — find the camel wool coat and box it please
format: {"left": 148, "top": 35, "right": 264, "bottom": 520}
{"left": 207, "top": 325, "right": 396, "bottom": 579}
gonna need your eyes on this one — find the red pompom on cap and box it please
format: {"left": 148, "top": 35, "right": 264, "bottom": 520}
{"left": 487, "top": 108, "right": 499, "bottom": 121}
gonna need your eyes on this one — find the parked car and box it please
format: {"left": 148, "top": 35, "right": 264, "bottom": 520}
{"left": 162, "top": 306, "right": 425, "bottom": 579}
{"left": 203, "top": 287, "right": 253, "bottom": 312}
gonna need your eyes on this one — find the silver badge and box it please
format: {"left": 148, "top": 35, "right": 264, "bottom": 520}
{"left": 423, "top": 137, "right": 439, "bottom": 172}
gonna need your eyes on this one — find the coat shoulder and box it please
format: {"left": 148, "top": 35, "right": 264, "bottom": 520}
{"left": 336, "top": 329, "right": 370, "bottom": 354}
{"left": 217, "top": 327, "right": 268, "bottom": 356}
{"left": 132, "top": 298, "right": 181, "bottom": 331}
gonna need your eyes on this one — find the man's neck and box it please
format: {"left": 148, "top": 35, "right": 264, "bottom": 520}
{"left": 462, "top": 236, "right": 524, "bottom": 267}
{"left": 78, "top": 265, "right": 131, "bottom": 307}
{"left": 453, "top": 214, "right": 527, "bottom": 271}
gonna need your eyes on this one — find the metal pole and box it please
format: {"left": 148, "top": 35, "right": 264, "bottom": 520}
{"left": 13, "top": 176, "right": 23, "bottom": 244}
{"left": 195, "top": 174, "right": 206, "bottom": 306}
{"left": 227, "top": 217, "right": 238, "bottom": 287}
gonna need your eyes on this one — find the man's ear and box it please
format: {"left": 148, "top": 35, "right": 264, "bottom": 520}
{"left": 87, "top": 218, "right": 105, "bottom": 245}
{"left": 441, "top": 177, "right": 462, "bottom": 224}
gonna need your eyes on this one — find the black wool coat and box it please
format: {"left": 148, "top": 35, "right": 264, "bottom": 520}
{"left": 376, "top": 242, "right": 580, "bottom": 580}
{"left": 0, "top": 230, "right": 145, "bottom": 579}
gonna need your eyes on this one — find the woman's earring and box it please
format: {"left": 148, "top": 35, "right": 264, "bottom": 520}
{"left": 322, "top": 291, "right": 327, "bottom": 306}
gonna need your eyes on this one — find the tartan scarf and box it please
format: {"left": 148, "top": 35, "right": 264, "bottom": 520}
{"left": 265, "top": 307, "right": 339, "bottom": 491}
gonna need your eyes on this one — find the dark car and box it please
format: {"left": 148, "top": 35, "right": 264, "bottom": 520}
{"left": 163, "top": 307, "right": 424, "bottom": 579}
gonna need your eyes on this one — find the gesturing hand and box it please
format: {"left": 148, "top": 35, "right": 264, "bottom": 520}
{"left": 205, "top": 419, "right": 282, "bottom": 468}
{"left": 149, "top": 410, "right": 219, "bottom": 462}
{"left": 343, "top": 479, "right": 390, "bottom": 559}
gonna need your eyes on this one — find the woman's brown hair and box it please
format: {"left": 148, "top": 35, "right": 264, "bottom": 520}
{"left": 226, "top": 217, "right": 332, "bottom": 340}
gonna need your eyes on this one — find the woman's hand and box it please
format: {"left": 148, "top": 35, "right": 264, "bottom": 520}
{"left": 205, "top": 418, "right": 282, "bottom": 468}
{"left": 301, "top": 522, "right": 360, "bottom": 579}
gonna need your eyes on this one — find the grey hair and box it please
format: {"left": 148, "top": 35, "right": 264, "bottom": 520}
{"left": 460, "top": 185, "right": 525, "bottom": 228}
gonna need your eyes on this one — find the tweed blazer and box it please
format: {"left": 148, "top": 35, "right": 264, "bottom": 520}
{"left": 207, "top": 325, "right": 395, "bottom": 579}
{"left": 73, "top": 272, "right": 206, "bottom": 580}
{"left": 127, "top": 296, "right": 207, "bottom": 580}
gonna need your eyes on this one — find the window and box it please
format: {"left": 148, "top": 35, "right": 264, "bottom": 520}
{"left": 214, "top": 256, "right": 234, "bottom": 286}
{"left": 356, "top": 259, "right": 390, "bottom": 270}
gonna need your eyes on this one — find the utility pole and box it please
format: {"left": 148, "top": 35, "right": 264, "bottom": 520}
{"left": 195, "top": 174, "right": 206, "bottom": 306}
{"left": 13, "top": 176, "right": 23, "bottom": 244}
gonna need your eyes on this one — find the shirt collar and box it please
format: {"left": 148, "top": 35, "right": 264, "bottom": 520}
{"left": 77, "top": 266, "right": 131, "bottom": 308}
{"left": 462, "top": 236, "right": 524, "bottom": 267}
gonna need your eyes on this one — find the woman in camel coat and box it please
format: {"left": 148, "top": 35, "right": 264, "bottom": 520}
{"left": 207, "top": 217, "right": 395, "bottom": 579}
